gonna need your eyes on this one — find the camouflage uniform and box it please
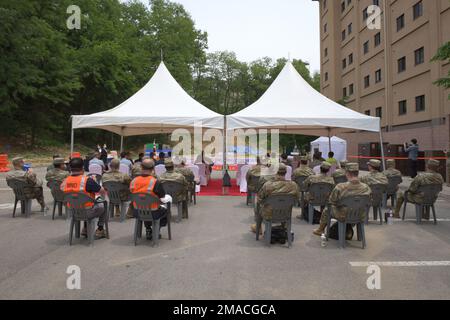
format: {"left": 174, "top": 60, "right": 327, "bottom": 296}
{"left": 159, "top": 170, "right": 189, "bottom": 201}
{"left": 383, "top": 160, "right": 402, "bottom": 179}
{"left": 246, "top": 164, "right": 263, "bottom": 193}
{"left": 176, "top": 166, "right": 196, "bottom": 195}
{"left": 360, "top": 171, "right": 388, "bottom": 186}
{"left": 45, "top": 168, "right": 69, "bottom": 187}
{"left": 332, "top": 161, "right": 348, "bottom": 180}
{"left": 319, "top": 179, "right": 372, "bottom": 224}
{"left": 292, "top": 164, "right": 314, "bottom": 181}
{"left": 102, "top": 170, "right": 132, "bottom": 201}
{"left": 257, "top": 175, "right": 300, "bottom": 220}
{"left": 6, "top": 169, "right": 46, "bottom": 208}
{"left": 395, "top": 167, "right": 444, "bottom": 216}
{"left": 304, "top": 173, "right": 335, "bottom": 202}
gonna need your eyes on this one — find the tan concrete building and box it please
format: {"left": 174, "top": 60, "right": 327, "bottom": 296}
{"left": 314, "top": 0, "right": 450, "bottom": 156}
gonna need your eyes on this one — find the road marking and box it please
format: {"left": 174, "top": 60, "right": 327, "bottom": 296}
{"left": 0, "top": 203, "right": 19, "bottom": 209}
{"left": 350, "top": 261, "right": 450, "bottom": 267}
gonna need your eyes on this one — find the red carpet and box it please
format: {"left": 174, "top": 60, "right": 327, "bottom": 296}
{"left": 198, "top": 178, "right": 246, "bottom": 197}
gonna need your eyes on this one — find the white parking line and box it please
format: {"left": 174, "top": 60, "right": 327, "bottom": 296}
{"left": 350, "top": 261, "right": 450, "bottom": 267}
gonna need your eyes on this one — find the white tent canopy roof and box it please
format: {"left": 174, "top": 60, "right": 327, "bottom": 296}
{"left": 311, "top": 136, "right": 346, "bottom": 144}
{"left": 72, "top": 62, "right": 224, "bottom": 136}
{"left": 227, "top": 62, "right": 380, "bottom": 136}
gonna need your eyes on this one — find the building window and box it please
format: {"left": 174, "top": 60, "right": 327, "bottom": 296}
{"left": 363, "top": 7, "right": 368, "bottom": 21}
{"left": 363, "top": 41, "right": 369, "bottom": 54}
{"left": 365, "top": 110, "right": 371, "bottom": 116}
{"left": 324, "top": 23, "right": 327, "bottom": 33}
{"left": 373, "top": 0, "right": 380, "bottom": 6}
{"left": 342, "top": 30, "right": 346, "bottom": 41}
{"left": 376, "top": 107, "right": 382, "bottom": 118}
{"left": 399, "top": 100, "right": 407, "bottom": 115}
{"left": 364, "top": 75, "right": 370, "bottom": 88}
{"left": 348, "top": 23, "right": 352, "bottom": 35}
{"left": 349, "top": 83, "right": 354, "bottom": 95}
{"left": 375, "top": 69, "right": 382, "bottom": 83}
{"left": 397, "top": 14, "right": 405, "bottom": 31}
{"left": 415, "top": 95, "right": 425, "bottom": 112}
{"left": 343, "top": 87, "right": 347, "bottom": 98}
{"left": 348, "top": 53, "right": 353, "bottom": 65}
{"left": 342, "top": 58, "right": 347, "bottom": 69}
{"left": 324, "top": 48, "right": 328, "bottom": 57}
{"left": 398, "top": 57, "right": 406, "bottom": 73}
{"left": 347, "top": 0, "right": 351, "bottom": 6}
{"left": 415, "top": 47, "right": 425, "bottom": 65}
{"left": 325, "top": 72, "right": 328, "bottom": 81}
{"left": 341, "top": 1, "right": 346, "bottom": 12}
{"left": 374, "top": 32, "right": 381, "bottom": 47}
{"left": 323, "top": 0, "right": 327, "bottom": 9}
{"left": 413, "top": 1, "right": 423, "bottom": 20}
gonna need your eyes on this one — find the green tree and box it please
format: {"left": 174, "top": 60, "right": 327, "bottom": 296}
{"left": 432, "top": 41, "right": 450, "bottom": 99}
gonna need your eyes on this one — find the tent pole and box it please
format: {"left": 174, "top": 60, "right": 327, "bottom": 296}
{"left": 328, "top": 128, "right": 332, "bottom": 154}
{"left": 223, "top": 115, "right": 227, "bottom": 173}
{"left": 70, "top": 127, "right": 74, "bottom": 155}
{"left": 120, "top": 135, "right": 124, "bottom": 153}
{"left": 379, "top": 127, "right": 386, "bottom": 171}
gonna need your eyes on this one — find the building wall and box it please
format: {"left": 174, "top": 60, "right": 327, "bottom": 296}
{"left": 316, "top": 0, "right": 450, "bottom": 155}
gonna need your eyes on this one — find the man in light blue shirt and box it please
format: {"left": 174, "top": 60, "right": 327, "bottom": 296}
{"left": 120, "top": 151, "right": 133, "bottom": 170}
{"left": 89, "top": 152, "right": 105, "bottom": 171}
{"left": 404, "top": 138, "right": 419, "bottom": 178}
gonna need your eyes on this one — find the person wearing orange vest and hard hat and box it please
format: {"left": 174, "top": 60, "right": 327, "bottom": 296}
{"left": 130, "top": 158, "right": 168, "bottom": 240}
{"left": 61, "top": 157, "right": 108, "bottom": 239}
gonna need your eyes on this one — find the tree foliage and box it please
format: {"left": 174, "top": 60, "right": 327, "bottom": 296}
{"left": 0, "top": 0, "right": 320, "bottom": 151}
{"left": 432, "top": 41, "right": 450, "bottom": 100}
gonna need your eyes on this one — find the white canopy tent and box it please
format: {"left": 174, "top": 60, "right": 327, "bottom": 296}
{"left": 227, "top": 61, "right": 385, "bottom": 168}
{"left": 70, "top": 62, "right": 224, "bottom": 153}
{"left": 311, "top": 136, "right": 347, "bottom": 162}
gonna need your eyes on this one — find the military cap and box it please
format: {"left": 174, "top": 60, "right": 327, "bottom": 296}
{"left": 164, "top": 158, "right": 174, "bottom": 168}
{"left": 53, "top": 158, "right": 65, "bottom": 165}
{"left": 386, "top": 159, "right": 396, "bottom": 165}
{"left": 321, "top": 161, "right": 332, "bottom": 170}
{"left": 277, "top": 163, "right": 287, "bottom": 175}
{"left": 346, "top": 163, "right": 359, "bottom": 172}
{"left": 367, "top": 159, "right": 381, "bottom": 168}
{"left": 427, "top": 159, "right": 440, "bottom": 168}
{"left": 339, "top": 160, "right": 348, "bottom": 168}
{"left": 11, "top": 157, "right": 24, "bottom": 165}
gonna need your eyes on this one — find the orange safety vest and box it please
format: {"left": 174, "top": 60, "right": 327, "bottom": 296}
{"left": 130, "top": 176, "right": 159, "bottom": 210}
{"left": 61, "top": 175, "right": 95, "bottom": 208}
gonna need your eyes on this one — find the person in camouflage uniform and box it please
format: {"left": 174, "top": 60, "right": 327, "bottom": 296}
{"left": 251, "top": 164, "right": 299, "bottom": 233}
{"left": 360, "top": 159, "right": 388, "bottom": 186}
{"left": 246, "top": 156, "right": 265, "bottom": 194}
{"left": 45, "top": 158, "right": 69, "bottom": 187}
{"left": 304, "top": 162, "right": 335, "bottom": 203}
{"left": 103, "top": 159, "right": 132, "bottom": 201}
{"left": 174, "top": 157, "right": 197, "bottom": 200}
{"left": 332, "top": 160, "right": 348, "bottom": 179}
{"left": 383, "top": 159, "right": 402, "bottom": 179}
{"left": 6, "top": 157, "right": 48, "bottom": 211}
{"left": 313, "top": 163, "right": 372, "bottom": 236}
{"left": 292, "top": 156, "right": 314, "bottom": 181}
{"left": 160, "top": 159, "right": 189, "bottom": 216}
{"left": 131, "top": 156, "right": 154, "bottom": 178}
{"left": 309, "top": 152, "right": 324, "bottom": 169}
{"left": 394, "top": 159, "right": 444, "bottom": 219}
{"left": 46, "top": 154, "right": 61, "bottom": 172}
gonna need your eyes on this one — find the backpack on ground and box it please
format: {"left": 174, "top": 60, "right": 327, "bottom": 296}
{"left": 328, "top": 222, "right": 354, "bottom": 240}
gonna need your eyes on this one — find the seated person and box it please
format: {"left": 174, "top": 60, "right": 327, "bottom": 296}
{"left": 251, "top": 163, "right": 299, "bottom": 234}
{"left": 102, "top": 159, "right": 132, "bottom": 217}
{"left": 175, "top": 156, "right": 198, "bottom": 185}
{"left": 360, "top": 159, "right": 388, "bottom": 187}
{"left": 47, "top": 154, "right": 61, "bottom": 172}
{"left": 6, "top": 157, "right": 48, "bottom": 212}
{"left": 89, "top": 151, "right": 106, "bottom": 172}
{"left": 61, "top": 157, "right": 107, "bottom": 239}
{"left": 280, "top": 153, "right": 290, "bottom": 166}
{"left": 134, "top": 153, "right": 144, "bottom": 164}
{"left": 326, "top": 151, "right": 338, "bottom": 166}
{"left": 159, "top": 159, "right": 189, "bottom": 217}
{"left": 313, "top": 163, "right": 371, "bottom": 236}
{"left": 383, "top": 159, "right": 402, "bottom": 179}
{"left": 304, "top": 162, "right": 335, "bottom": 203}
{"left": 292, "top": 156, "right": 314, "bottom": 181}
{"left": 309, "top": 152, "right": 324, "bottom": 169}
{"left": 45, "top": 158, "right": 69, "bottom": 187}
{"left": 130, "top": 159, "right": 168, "bottom": 240}
{"left": 155, "top": 152, "right": 166, "bottom": 166}
{"left": 332, "top": 160, "right": 348, "bottom": 181}
{"left": 246, "top": 156, "right": 264, "bottom": 194}
{"left": 120, "top": 151, "right": 133, "bottom": 170}
{"left": 394, "top": 159, "right": 444, "bottom": 219}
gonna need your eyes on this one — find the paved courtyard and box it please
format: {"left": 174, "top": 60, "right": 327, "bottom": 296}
{"left": 0, "top": 167, "right": 450, "bottom": 299}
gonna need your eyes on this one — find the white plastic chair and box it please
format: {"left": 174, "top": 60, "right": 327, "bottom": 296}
{"left": 187, "top": 165, "right": 201, "bottom": 193}
{"left": 155, "top": 164, "right": 166, "bottom": 177}
{"left": 285, "top": 165, "right": 293, "bottom": 181}
{"left": 88, "top": 163, "right": 103, "bottom": 176}
{"left": 239, "top": 165, "right": 251, "bottom": 193}
{"left": 119, "top": 163, "right": 131, "bottom": 176}
{"left": 196, "top": 163, "right": 208, "bottom": 186}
